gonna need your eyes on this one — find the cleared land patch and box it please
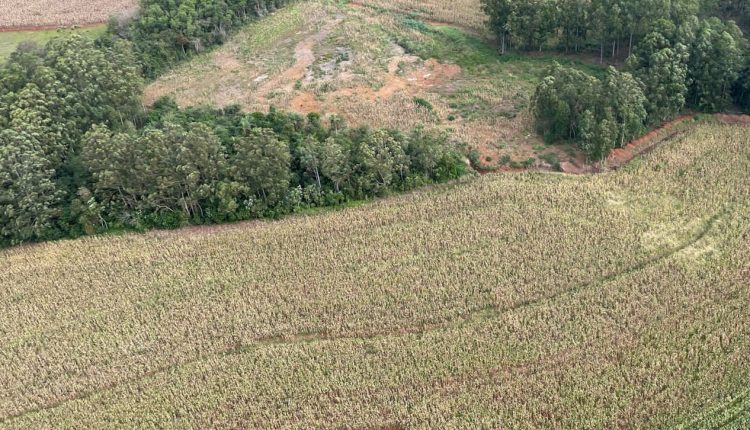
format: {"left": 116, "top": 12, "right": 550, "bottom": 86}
{"left": 1, "top": 122, "right": 749, "bottom": 428}
{"left": 146, "top": 0, "right": 603, "bottom": 172}
{"left": 0, "top": 0, "right": 137, "bottom": 29}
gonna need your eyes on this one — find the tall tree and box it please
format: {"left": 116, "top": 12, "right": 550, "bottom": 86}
{"left": 231, "top": 128, "right": 291, "bottom": 206}
{"left": 630, "top": 20, "right": 690, "bottom": 123}
{"left": 0, "top": 130, "right": 61, "bottom": 244}
{"left": 482, "top": 0, "right": 515, "bottom": 53}
{"left": 734, "top": 57, "right": 750, "bottom": 112}
{"left": 532, "top": 63, "right": 600, "bottom": 142}
{"left": 687, "top": 18, "right": 744, "bottom": 111}
{"left": 602, "top": 67, "right": 648, "bottom": 147}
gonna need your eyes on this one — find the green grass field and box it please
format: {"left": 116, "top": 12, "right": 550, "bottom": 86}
{"left": 0, "top": 26, "right": 106, "bottom": 61}
{"left": 1, "top": 120, "right": 748, "bottom": 428}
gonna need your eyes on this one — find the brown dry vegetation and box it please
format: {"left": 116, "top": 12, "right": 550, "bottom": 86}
{"left": 352, "top": 0, "right": 487, "bottom": 33}
{"left": 0, "top": 123, "right": 749, "bottom": 428}
{"left": 0, "top": 0, "right": 137, "bottom": 29}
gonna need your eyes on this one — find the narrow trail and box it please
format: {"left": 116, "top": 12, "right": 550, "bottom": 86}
{"left": 678, "top": 385, "right": 750, "bottom": 430}
{"left": 605, "top": 113, "right": 750, "bottom": 171}
{"left": 0, "top": 204, "right": 732, "bottom": 425}
{"left": 605, "top": 115, "right": 696, "bottom": 170}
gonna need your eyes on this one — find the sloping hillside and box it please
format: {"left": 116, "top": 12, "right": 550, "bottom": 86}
{"left": 145, "top": 0, "right": 603, "bottom": 171}
{"left": 1, "top": 120, "right": 748, "bottom": 428}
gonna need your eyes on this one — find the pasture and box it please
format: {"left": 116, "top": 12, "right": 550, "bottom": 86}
{"left": 0, "top": 26, "right": 107, "bottom": 61}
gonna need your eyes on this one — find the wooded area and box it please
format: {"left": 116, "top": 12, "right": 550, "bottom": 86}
{"left": 483, "top": 0, "right": 750, "bottom": 157}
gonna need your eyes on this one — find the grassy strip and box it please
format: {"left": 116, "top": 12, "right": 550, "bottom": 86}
{"left": 0, "top": 25, "right": 106, "bottom": 61}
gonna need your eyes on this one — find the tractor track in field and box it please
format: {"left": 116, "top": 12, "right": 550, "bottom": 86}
{"left": 677, "top": 385, "right": 750, "bottom": 430}
{"left": 0, "top": 202, "right": 733, "bottom": 425}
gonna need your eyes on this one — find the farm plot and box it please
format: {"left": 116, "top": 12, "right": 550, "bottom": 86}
{"left": 352, "top": 0, "right": 487, "bottom": 33}
{"left": 0, "top": 0, "right": 137, "bottom": 29}
{"left": 146, "top": 0, "right": 601, "bottom": 172}
{"left": 0, "top": 122, "right": 749, "bottom": 428}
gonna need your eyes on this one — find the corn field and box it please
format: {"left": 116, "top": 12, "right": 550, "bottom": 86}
{"left": 0, "top": 0, "right": 137, "bottom": 29}
{"left": 0, "top": 121, "right": 748, "bottom": 428}
{"left": 353, "top": 0, "right": 487, "bottom": 32}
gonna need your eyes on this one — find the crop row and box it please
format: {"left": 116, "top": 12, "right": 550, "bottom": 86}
{"left": 0, "top": 0, "right": 137, "bottom": 29}
{"left": 0, "top": 123, "right": 748, "bottom": 428}
{"left": 354, "top": 0, "right": 487, "bottom": 33}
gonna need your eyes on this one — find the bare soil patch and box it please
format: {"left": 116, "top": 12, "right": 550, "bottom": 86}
{"left": 605, "top": 113, "right": 750, "bottom": 171}
{"left": 606, "top": 115, "right": 696, "bottom": 170}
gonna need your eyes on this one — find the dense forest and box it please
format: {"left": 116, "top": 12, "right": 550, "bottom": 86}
{"left": 483, "top": 0, "right": 750, "bottom": 158}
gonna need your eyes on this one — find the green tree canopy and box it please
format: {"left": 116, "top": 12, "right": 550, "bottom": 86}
{"left": 0, "top": 130, "right": 61, "bottom": 245}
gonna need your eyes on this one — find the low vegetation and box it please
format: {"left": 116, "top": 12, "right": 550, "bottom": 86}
{"left": 1, "top": 122, "right": 748, "bottom": 428}
{"left": 353, "top": 0, "right": 487, "bottom": 33}
{"left": 0, "top": 26, "right": 106, "bottom": 61}
{"left": 1, "top": 1, "right": 750, "bottom": 427}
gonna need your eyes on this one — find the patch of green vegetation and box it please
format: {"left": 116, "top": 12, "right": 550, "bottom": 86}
{"left": 0, "top": 25, "right": 106, "bottom": 61}
{"left": 236, "top": 2, "right": 307, "bottom": 58}
{"left": 386, "top": 18, "right": 605, "bottom": 125}
{"left": 539, "top": 152, "right": 561, "bottom": 170}
{"left": 413, "top": 97, "right": 434, "bottom": 111}
{"left": 396, "top": 20, "right": 604, "bottom": 78}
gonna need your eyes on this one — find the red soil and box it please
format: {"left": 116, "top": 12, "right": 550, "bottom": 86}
{"left": 606, "top": 113, "right": 750, "bottom": 171}
{"left": 606, "top": 115, "right": 695, "bottom": 170}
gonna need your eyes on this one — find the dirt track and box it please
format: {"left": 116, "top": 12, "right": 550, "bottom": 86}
{"left": 604, "top": 113, "right": 750, "bottom": 171}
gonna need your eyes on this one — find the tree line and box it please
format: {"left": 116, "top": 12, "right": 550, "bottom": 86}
{"left": 482, "top": 0, "right": 748, "bottom": 57}
{"left": 0, "top": 0, "right": 467, "bottom": 247}
{"left": 78, "top": 102, "right": 465, "bottom": 234}
{"left": 482, "top": 0, "right": 750, "bottom": 158}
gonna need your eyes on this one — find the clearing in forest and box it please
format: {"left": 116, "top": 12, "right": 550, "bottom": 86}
{"left": 145, "top": 0, "right": 603, "bottom": 171}
{"left": 1, "top": 121, "right": 749, "bottom": 428}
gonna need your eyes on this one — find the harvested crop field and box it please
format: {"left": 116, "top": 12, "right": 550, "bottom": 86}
{"left": 1, "top": 121, "right": 749, "bottom": 428}
{"left": 352, "top": 0, "right": 486, "bottom": 33}
{"left": 0, "top": 0, "right": 137, "bottom": 30}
